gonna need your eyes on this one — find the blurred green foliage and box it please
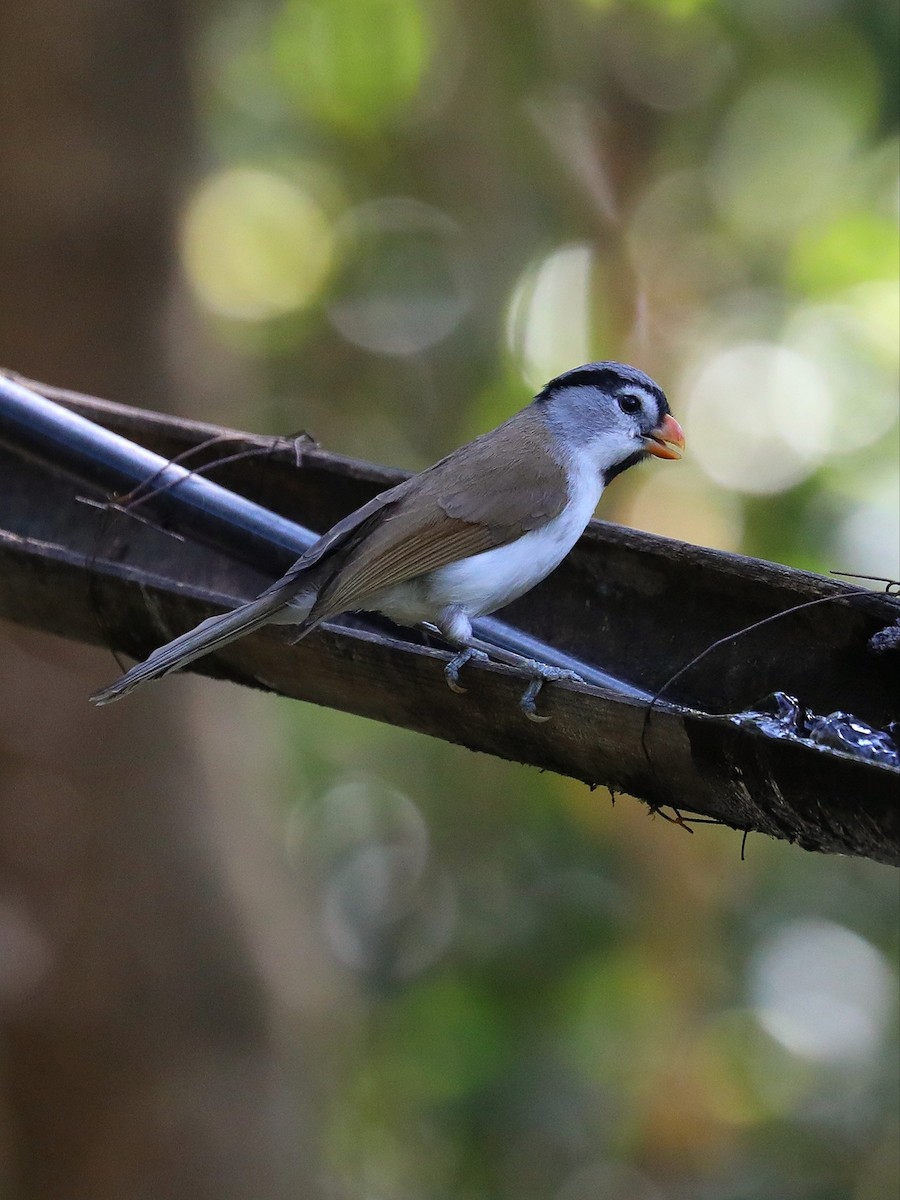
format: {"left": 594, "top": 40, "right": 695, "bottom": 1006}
{"left": 186, "top": 0, "right": 899, "bottom": 1195}
{"left": 273, "top": 0, "right": 433, "bottom": 132}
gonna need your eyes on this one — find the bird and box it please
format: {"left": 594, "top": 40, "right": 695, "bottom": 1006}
{"left": 91, "top": 361, "right": 684, "bottom": 718}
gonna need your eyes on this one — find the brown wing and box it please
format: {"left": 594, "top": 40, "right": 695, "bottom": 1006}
{"left": 258, "top": 481, "right": 410, "bottom": 601}
{"left": 308, "top": 407, "right": 568, "bottom": 622}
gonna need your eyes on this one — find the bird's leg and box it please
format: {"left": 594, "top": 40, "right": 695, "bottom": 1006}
{"left": 516, "top": 666, "right": 584, "bottom": 723}
{"left": 427, "top": 609, "right": 583, "bottom": 721}
{"left": 421, "top": 611, "right": 491, "bottom": 695}
{"left": 417, "top": 612, "right": 486, "bottom": 693}
{"left": 466, "top": 636, "right": 582, "bottom": 722}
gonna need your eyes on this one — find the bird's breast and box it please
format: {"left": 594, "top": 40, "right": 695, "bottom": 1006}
{"left": 424, "top": 460, "right": 602, "bottom": 618}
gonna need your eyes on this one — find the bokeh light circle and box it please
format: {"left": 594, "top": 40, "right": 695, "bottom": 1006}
{"left": 750, "top": 920, "right": 895, "bottom": 1063}
{"left": 605, "top": 10, "right": 733, "bottom": 113}
{"left": 506, "top": 243, "right": 596, "bottom": 391}
{"left": 785, "top": 294, "right": 899, "bottom": 458}
{"left": 683, "top": 342, "right": 834, "bottom": 493}
{"left": 180, "top": 166, "right": 334, "bottom": 321}
{"left": 327, "top": 197, "right": 471, "bottom": 357}
{"left": 708, "top": 78, "right": 862, "bottom": 240}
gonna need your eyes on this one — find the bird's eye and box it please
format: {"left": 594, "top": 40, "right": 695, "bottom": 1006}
{"left": 618, "top": 392, "right": 641, "bottom": 415}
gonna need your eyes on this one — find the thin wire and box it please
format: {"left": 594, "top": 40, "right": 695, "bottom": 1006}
{"left": 114, "top": 432, "right": 314, "bottom": 510}
{"left": 831, "top": 571, "right": 900, "bottom": 593}
{"left": 85, "top": 437, "right": 300, "bottom": 665}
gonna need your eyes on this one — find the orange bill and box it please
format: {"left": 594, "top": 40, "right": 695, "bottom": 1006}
{"left": 645, "top": 413, "right": 685, "bottom": 460}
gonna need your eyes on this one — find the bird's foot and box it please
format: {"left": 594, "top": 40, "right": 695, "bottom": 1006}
{"left": 444, "top": 646, "right": 583, "bottom": 720}
{"left": 520, "top": 664, "right": 583, "bottom": 723}
{"left": 444, "top": 647, "right": 490, "bottom": 693}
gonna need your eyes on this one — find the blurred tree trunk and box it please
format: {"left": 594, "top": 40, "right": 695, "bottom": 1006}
{"left": 0, "top": 4, "right": 337, "bottom": 1197}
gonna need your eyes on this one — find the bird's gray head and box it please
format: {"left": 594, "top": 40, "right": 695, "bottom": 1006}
{"left": 535, "top": 361, "right": 684, "bottom": 483}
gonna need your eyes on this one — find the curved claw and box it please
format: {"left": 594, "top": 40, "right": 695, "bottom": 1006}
{"left": 519, "top": 664, "right": 584, "bottom": 723}
{"left": 444, "top": 647, "right": 489, "bottom": 694}
{"left": 521, "top": 676, "right": 551, "bottom": 722}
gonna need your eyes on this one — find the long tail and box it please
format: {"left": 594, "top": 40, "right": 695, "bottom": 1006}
{"left": 90, "top": 591, "right": 301, "bottom": 706}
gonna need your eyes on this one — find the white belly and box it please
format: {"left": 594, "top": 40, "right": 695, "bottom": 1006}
{"left": 426, "top": 508, "right": 587, "bottom": 615}
{"left": 372, "top": 459, "right": 602, "bottom": 625}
